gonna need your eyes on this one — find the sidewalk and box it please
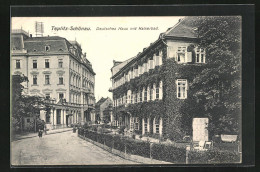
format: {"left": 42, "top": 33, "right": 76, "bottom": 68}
{"left": 12, "top": 128, "right": 73, "bottom": 141}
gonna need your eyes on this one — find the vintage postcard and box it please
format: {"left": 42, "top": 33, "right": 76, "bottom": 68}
{"left": 10, "top": 15, "right": 242, "bottom": 166}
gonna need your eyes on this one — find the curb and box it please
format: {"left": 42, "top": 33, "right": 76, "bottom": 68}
{"left": 12, "top": 129, "right": 73, "bottom": 142}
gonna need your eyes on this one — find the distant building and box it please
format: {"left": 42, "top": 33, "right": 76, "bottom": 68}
{"left": 95, "top": 97, "right": 113, "bottom": 124}
{"left": 11, "top": 29, "right": 96, "bottom": 129}
{"left": 110, "top": 17, "right": 207, "bottom": 139}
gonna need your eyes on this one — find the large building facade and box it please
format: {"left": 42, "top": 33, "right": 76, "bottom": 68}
{"left": 11, "top": 29, "right": 96, "bottom": 129}
{"left": 110, "top": 17, "right": 207, "bottom": 140}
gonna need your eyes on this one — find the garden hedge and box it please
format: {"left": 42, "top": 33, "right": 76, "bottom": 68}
{"left": 188, "top": 150, "right": 240, "bottom": 164}
{"left": 151, "top": 143, "right": 186, "bottom": 163}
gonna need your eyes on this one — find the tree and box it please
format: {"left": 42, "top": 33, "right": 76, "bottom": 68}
{"left": 180, "top": 16, "right": 241, "bottom": 137}
{"left": 11, "top": 75, "right": 48, "bottom": 133}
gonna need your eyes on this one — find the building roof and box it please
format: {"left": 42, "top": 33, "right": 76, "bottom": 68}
{"left": 111, "top": 57, "right": 135, "bottom": 77}
{"left": 95, "top": 97, "right": 109, "bottom": 107}
{"left": 11, "top": 31, "right": 96, "bottom": 75}
{"left": 11, "top": 36, "right": 23, "bottom": 50}
{"left": 165, "top": 18, "right": 198, "bottom": 38}
{"left": 24, "top": 37, "right": 69, "bottom": 53}
{"left": 111, "top": 17, "right": 199, "bottom": 79}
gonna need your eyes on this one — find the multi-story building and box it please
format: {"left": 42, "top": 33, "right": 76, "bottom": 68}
{"left": 11, "top": 29, "right": 96, "bottom": 129}
{"left": 110, "top": 17, "right": 207, "bottom": 140}
{"left": 95, "top": 97, "right": 113, "bottom": 124}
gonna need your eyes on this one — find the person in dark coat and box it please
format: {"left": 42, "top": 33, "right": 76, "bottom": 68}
{"left": 38, "top": 129, "right": 43, "bottom": 138}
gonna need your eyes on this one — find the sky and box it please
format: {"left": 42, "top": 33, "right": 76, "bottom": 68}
{"left": 11, "top": 17, "right": 182, "bottom": 101}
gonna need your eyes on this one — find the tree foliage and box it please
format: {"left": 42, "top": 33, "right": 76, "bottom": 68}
{"left": 11, "top": 75, "right": 48, "bottom": 132}
{"left": 185, "top": 16, "right": 241, "bottom": 135}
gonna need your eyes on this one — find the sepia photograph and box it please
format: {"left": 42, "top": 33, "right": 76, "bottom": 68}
{"left": 10, "top": 15, "right": 243, "bottom": 166}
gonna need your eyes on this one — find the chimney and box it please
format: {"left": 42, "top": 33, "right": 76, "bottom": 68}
{"left": 48, "top": 35, "right": 49, "bottom": 37}
{"left": 30, "top": 34, "right": 32, "bottom": 38}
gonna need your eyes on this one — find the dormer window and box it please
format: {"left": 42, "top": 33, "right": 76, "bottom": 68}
{"left": 195, "top": 47, "right": 206, "bottom": 63}
{"left": 45, "top": 46, "right": 50, "bottom": 51}
{"left": 33, "top": 49, "right": 37, "bottom": 52}
{"left": 176, "top": 46, "right": 192, "bottom": 63}
{"left": 176, "top": 47, "right": 186, "bottom": 63}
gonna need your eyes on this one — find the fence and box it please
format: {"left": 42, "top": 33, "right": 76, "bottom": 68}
{"left": 78, "top": 128, "right": 240, "bottom": 164}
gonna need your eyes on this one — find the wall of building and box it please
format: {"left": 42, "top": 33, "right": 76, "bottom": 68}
{"left": 99, "top": 98, "right": 113, "bottom": 121}
{"left": 27, "top": 54, "right": 70, "bottom": 100}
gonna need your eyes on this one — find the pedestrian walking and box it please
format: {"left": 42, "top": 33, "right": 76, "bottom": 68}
{"left": 44, "top": 124, "right": 47, "bottom": 135}
{"left": 38, "top": 129, "right": 43, "bottom": 138}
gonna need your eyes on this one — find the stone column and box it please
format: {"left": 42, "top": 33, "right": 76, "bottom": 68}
{"left": 53, "top": 109, "right": 57, "bottom": 128}
{"left": 61, "top": 109, "right": 64, "bottom": 127}
{"left": 50, "top": 109, "right": 53, "bottom": 125}
{"left": 110, "top": 111, "right": 113, "bottom": 123}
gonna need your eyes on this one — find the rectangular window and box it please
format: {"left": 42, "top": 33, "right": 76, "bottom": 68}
{"left": 59, "top": 76, "right": 63, "bottom": 85}
{"left": 33, "top": 75, "right": 37, "bottom": 85}
{"left": 144, "top": 88, "right": 147, "bottom": 102}
{"left": 156, "top": 51, "right": 159, "bottom": 56}
{"left": 177, "top": 79, "right": 187, "bottom": 99}
{"left": 46, "top": 113, "right": 50, "bottom": 123}
{"left": 139, "top": 91, "right": 142, "bottom": 102}
{"left": 150, "top": 87, "right": 153, "bottom": 100}
{"left": 134, "top": 92, "right": 137, "bottom": 103}
{"left": 27, "top": 118, "right": 30, "bottom": 123}
{"left": 134, "top": 117, "right": 139, "bottom": 130}
{"left": 56, "top": 109, "right": 61, "bottom": 124}
{"left": 177, "top": 47, "right": 186, "bottom": 63}
{"left": 16, "top": 60, "right": 20, "bottom": 69}
{"left": 59, "top": 93, "right": 64, "bottom": 99}
{"left": 58, "top": 59, "right": 63, "bottom": 68}
{"left": 45, "top": 75, "right": 50, "bottom": 85}
{"left": 156, "top": 87, "right": 159, "bottom": 100}
{"left": 33, "top": 60, "right": 37, "bottom": 68}
{"left": 45, "top": 93, "right": 50, "bottom": 99}
{"left": 155, "top": 118, "right": 159, "bottom": 134}
{"left": 196, "top": 48, "right": 206, "bottom": 63}
{"left": 144, "top": 118, "right": 148, "bottom": 133}
{"left": 45, "top": 59, "right": 50, "bottom": 68}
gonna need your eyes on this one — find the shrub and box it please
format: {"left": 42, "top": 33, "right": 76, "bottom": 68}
{"left": 118, "top": 126, "right": 125, "bottom": 134}
{"left": 125, "top": 138, "right": 150, "bottom": 158}
{"left": 188, "top": 150, "right": 240, "bottom": 164}
{"left": 151, "top": 143, "right": 186, "bottom": 163}
{"left": 113, "top": 135, "right": 125, "bottom": 152}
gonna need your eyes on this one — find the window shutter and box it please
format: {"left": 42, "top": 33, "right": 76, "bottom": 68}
{"left": 185, "top": 52, "right": 192, "bottom": 62}
{"left": 159, "top": 118, "right": 163, "bottom": 136}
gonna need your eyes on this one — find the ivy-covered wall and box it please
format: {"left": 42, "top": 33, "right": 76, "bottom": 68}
{"left": 112, "top": 39, "right": 209, "bottom": 141}
{"left": 163, "top": 58, "right": 206, "bottom": 140}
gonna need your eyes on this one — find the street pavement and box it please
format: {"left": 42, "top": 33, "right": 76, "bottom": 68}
{"left": 11, "top": 131, "right": 139, "bottom": 165}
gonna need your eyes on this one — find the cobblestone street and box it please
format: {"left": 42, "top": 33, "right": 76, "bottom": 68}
{"left": 11, "top": 131, "right": 139, "bottom": 165}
